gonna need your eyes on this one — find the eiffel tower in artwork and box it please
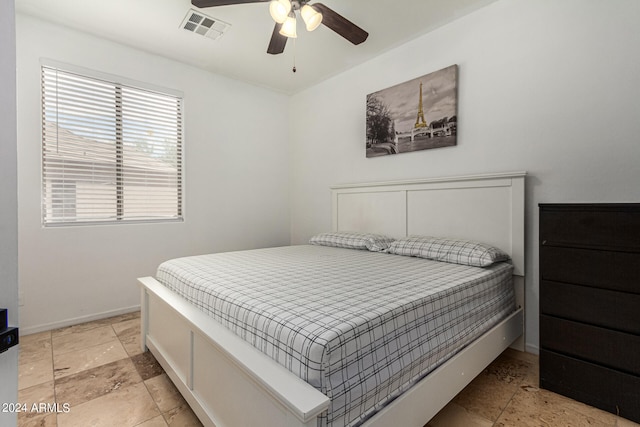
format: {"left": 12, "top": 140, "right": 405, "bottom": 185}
{"left": 414, "top": 82, "right": 428, "bottom": 129}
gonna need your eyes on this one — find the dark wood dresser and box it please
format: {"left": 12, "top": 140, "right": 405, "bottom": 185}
{"left": 539, "top": 203, "right": 640, "bottom": 423}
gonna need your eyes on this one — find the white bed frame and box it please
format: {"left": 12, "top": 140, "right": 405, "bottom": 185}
{"left": 138, "top": 171, "right": 526, "bottom": 427}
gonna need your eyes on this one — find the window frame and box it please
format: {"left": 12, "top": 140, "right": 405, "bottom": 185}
{"left": 40, "top": 60, "right": 185, "bottom": 227}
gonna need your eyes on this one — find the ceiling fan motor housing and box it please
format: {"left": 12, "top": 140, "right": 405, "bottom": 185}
{"left": 290, "top": 0, "right": 312, "bottom": 11}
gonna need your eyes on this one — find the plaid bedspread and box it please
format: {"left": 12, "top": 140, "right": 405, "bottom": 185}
{"left": 156, "top": 245, "right": 515, "bottom": 426}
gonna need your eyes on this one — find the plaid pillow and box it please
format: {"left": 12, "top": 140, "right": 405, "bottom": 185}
{"left": 386, "top": 236, "right": 510, "bottom": 267}
{"left": 309, "top": 231, "right": 396, "bottom": 252}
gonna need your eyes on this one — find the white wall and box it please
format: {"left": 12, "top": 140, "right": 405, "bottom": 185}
{"left": 0, "top": 0, "right": 19, "bottom": 424}
{"left": 17, "top": 15, "right": 291, "bottom": 333}
{"left": 289, "top": 0, "right": 640, "bottom": 352}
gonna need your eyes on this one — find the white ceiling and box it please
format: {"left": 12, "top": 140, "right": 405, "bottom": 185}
{"left": 16, "top": 0, "right": 498, "bottom": 94}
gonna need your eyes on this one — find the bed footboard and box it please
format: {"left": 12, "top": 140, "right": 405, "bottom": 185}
{"left": 139, "top": 276, "right": 330, "bottom": 427}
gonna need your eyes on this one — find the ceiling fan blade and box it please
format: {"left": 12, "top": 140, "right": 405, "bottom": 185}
{"left": 312, "top": 3, "right": 368, "bottom": 45}
{"left": 267, "top": 23, "right": 287, "bottom": 55}
{"left": 192, "top": 0, "right": 268, "bottom": 8}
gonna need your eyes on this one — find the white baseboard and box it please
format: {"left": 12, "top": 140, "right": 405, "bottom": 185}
{"left": 20, "top": 305, "right": 141, "bottom": 336}
{"left": 525, "top": 343, "right": 540, "bottom": 355}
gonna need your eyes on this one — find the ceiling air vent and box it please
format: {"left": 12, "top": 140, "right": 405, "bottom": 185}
{"left": 181, "top": 9, "right": 231, "bottom": 40}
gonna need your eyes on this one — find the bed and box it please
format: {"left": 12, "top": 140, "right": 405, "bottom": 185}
{"left": 138, "top": 171, "right": 526, "bottom": 427}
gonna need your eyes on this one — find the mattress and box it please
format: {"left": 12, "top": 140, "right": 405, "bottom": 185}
{"left": 156, "top": 245, "right": 515, "bottom": 427}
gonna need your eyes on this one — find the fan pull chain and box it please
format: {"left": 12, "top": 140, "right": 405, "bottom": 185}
{"left": 292, "top": 38, "right": 297, "bottom": 73}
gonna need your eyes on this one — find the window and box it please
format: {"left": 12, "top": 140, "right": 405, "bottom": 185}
{"left": 41, "top": 64, "right": 183, "bottom": 226}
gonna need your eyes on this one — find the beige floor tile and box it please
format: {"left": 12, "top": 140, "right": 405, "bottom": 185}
{"left": 20, "top": 331, "right": 52, "bottom": 346}
{"left": 454, "top": 381, "right": 514, "bottom": 422}
{"left": 131, "top": 352, "right": 164, "bottom": 381}
{"left": 113, "top": 318, "right": 143, "bottom": 357}
{"left": 112, "top": 318, "right": 140, "bottom": 336}
{"left": 560, "top": 393, "right": 622, "bottom": 426}
{"left": 19, "top": 357, "right": 54, "bottom": 390}
{"left": 486, "top": 352, "right": 535, "bottom": 384}
{"left": 55, "top": 358, "right": 143, "bottom": 407}
{"left": 19, "top": 341, "right": 52, "bottom": 366}
{"left": 426, "top": 401, "right": 493, "bottom": 427}
{"left": 53, "top": 340, "right": 129, "bottom": 380}
{"left": 145, "top": 374, "right": 186, "bottom": 413}
{"left": 17, "top": 380, "right": 56, "bottom": 427}
{"left": 617, "top": 417, "right": 640, "bottom": 427}
{"left": 19, "top": 333, "right": 53, "bottom": 366}
{"left": 520, "top": 361, "right": 539, "bottom": 388}
{"left": 57, "top": 382, "right": 159, "bottom": 427}
{"left": 52, "top": 319, "right": 114, "bottom": 338}
{"left": 120, "top": 333, "right": 144, "bottom": 357}
{"left": 135, "top": 415, "right": 168, "bottom": 427}
{"left": 453, "top": 352, "right": 532, "bottom": 421}
{"left": 18, "top": 380, "right": 55, "bottom": 407}
{"left": 495, "top": 385, "right": 617, "bottom": 427}
{"left": 51, "top": 312, "right": 140, "bottom": 339}
{"left": 52, "top": 325, "right": 118, "bottom": 356}
{"left": 163, "top": 404, "right": 203, "bottom": 427}
{"left": 17, "top": 412, "right": 57, "bottom": 427}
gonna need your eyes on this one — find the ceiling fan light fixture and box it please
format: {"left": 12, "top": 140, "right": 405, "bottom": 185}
{"left": 279, "top": 14, "right": 297, "bottom": 38}
{"left": 301, "top": 4, "right": 322, "bottom": 32}
{"left": 269, "top": 0, "right": 291, "bottom": 24}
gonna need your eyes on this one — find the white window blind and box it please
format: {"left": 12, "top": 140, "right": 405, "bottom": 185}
{"left": 41, "top": 65, "right": 183, "bottom": 226}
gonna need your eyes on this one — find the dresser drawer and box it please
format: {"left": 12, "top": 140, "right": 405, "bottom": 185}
{"left": 540, "top": 350, "right": 640, "bottom": 423}
{"left": 540, "top": 204, "right": 640, "bottom": 251}
{"left": 540, "top": 315, "right": 640, "bottom": 375}
{"left": 540, "top": 280, "right": 640, "bottom": 334}
{"left": 540, "top": 246, "right": 640, "bottom": 293}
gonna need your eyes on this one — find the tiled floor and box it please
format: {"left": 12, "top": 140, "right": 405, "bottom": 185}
{"left": 18, "top": 312, "right": 201, "bottom": 427}
{"left": 18, "top": 312, "right": 640, "bottom": 427}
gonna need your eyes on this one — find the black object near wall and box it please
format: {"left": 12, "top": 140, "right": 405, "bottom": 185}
{"left": 539, "top": 203, "right": 640, "bottom": 423}
{"left": 0, "top": 308, "right": 18, "bottom": 354}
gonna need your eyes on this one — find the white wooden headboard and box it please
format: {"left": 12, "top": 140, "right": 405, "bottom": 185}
{"left": 331, "top": 172, "right": 527, "bottom": 350}
{"left": 331, "top": 172, "right": 526, "bottom": 276}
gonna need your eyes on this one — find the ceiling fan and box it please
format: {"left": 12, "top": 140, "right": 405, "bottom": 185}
{"left": 191, "top": 0, "right": 369, "bottom": 55}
